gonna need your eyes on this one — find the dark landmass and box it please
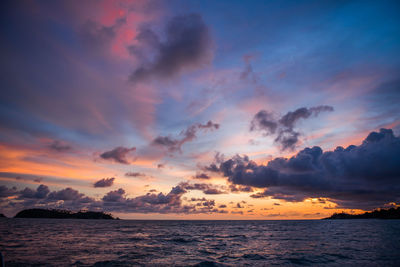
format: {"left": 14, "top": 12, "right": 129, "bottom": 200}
{"left": 0, "top": 213, "right": 6, "bottom": 218}
{"left": 14, "top": 208, "right": 117, "bottom": 220}
{"left": 324, "top": 207, "right": 400, "bottom": 219}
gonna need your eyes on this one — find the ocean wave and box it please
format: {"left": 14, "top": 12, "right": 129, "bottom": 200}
{"left": 1, "top": 220, "right": 399, "bottom": 266}
{"left": 192, "top": 261, "right": 229, "bottom": 267}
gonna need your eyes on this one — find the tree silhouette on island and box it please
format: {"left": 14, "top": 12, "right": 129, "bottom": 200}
{"left": 14, "top": 209, "right": 117, "bottom": 220}
{"left": 324, "top": 207, "right": 400, "bottom": 220}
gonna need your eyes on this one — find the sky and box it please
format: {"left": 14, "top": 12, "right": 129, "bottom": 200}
{"left": 1, "top": 0, "right": 400, "bottom": 219}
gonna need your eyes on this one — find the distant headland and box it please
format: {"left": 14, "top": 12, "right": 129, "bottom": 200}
{"left": 14, "top": 208, "right": 118, "bottom": 220}
{"left": 324, "top": 207, "right": 400, "bottom": 220}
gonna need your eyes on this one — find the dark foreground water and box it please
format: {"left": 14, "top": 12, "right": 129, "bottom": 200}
{"left": 1, "top": 219, "right": 400, "bottom": 266}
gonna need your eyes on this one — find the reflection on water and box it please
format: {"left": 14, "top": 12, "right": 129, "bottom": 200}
{"left": 1, "top": 219, "right": 400, "bottom": 266}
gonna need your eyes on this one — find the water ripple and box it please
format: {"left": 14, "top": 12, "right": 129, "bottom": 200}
{"left": 0, "top": 219, "right": 400, "bottom": 266}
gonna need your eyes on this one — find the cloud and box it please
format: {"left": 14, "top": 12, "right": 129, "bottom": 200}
{"left": 129, "top": 13, "right": 213, "bottom": 83}
{"left": 152, "top": 136, "right": 181, "bottom": 152}
{"left": 125, "top": 172, "right": 146, "bottom": 178}
{"left": 99, "top": 184, "right": 221, "bottom": 213}
{"left": 100, "top": 146, "right": 136, "bottom": 164}
{"left": 250, "top": 110, "right": 278, "bottom": 135}
{"left": 197, "top": 121, "right": 219, "bottom": 130}
{"left": 47, "top": 187, "right": 91, "bottom": 202}
{"left": 204, "top": 128, "right": 400, "bottom": 210}
{"left": 33, "top": 178, "right": 43, "bottom": 183}
{"left": 0, "top": 183, "right": 227, "bottom": 216}
{"left": 93, "top": 177, "right": 115, "bottom": 188}
{"left": 192, "top": 172, "right": 210, "bottom": 179}
{"left": 1, "top": 185, "right": 97, "bottom": 214}
{"left": 48, "top": 140, "right": 72, "bottom": 152}
{"left": 152, "top": 121, "right": 219, "bottom": 153}
{"left": 102, "top": 188, "right": 126, "bottom": 202}
{"left": 279, "top": 106, "right": 334, "bottom": 129}
{"left": 250, "top": 106, "right": 334, "bottom": 151}
{"left": 199, "top": 152, "right": 225, "bottom": 172}
{"left": 19, "top": 184, "right": 49, "bottom": 199}
{"left": 202, "top": 163, "right": 220, "bottom": 173}
{"left": 0, "top": 185, "right": 18, "bottom": 197}
{"left": 229, "top": 184, "right": 254, "bottom": 193}
{"left": 178, "top": 182, "right": 227, "bottom": 195}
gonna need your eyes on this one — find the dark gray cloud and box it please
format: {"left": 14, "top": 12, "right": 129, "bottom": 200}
{"left": 0, "top": 185, "right": 18, "bottom": 197}
{"left": 236, "top": 202, "right": 244, "bottom": 208}
{"left": 178, "top": 182, "right": 227, "bottom": 195}
{"left": 152, "top": 136, "right": 180, "bottom": 151}
{"left": 193, "top": 172, "right": 210, "bottom": 179}
{"left": 19, "top": 184, "right": 49, "bottom": 199}
{"left": 204, "top": 128, "right": 400, "bottom": 210}
{"left": 0, "top": 185, "right": 96, "bottom": 214}
{"left": 274, "top": 129, "right": 300, "bottom": 152}
{"left": 251, "top": 106, "right": 334, "bottom": 151}
{"left": 202, "top": 163, "right": 220, "bottom": 173}
{"left": 278, "top": 106, "right": 334, "bottom": 129}
{"left": 95, "top": 184, "right": 221, "bottom": 214}
{"left": 47, "top": 187, "right": 91, "bottom": 202}
{"left": 125, "top": 172, "right": 146, "bottom": 178}
{"left": 152, "top": 121, "right": 219, "bottom": 153}
{"left": 198, "top": 199, "right": 215, "bottom": 208}
{"left": 93, "top": 177, "right": 115, "bottom": 188}
{"left": 48, "top": 140, "right": 71, "bottom": 152}
{"left": 189, "top": 197, "right": 207, "bottom": 202}
{"left": 229, "top": 184, "right": 254, "bottom": 193}
{"left": 102, "top": 188, "right": 126, "bottom": 202}
{"left": 100, "top": 146, "right": 136, "bottom": 164}
{"left": 197, "top": 121, "right": 219, "bottom": 130}
{"left": 250, "top": 110, "right": 278, "bottom": 135}
{"left": 33, "top": 178, "right": 43, "bottom": 183}
{"left": 0, "top": 183, "right": 226, "bottom": 216}
{"left": 129, "top": 13, "right": 213, "bottom": 83}
{"left": 199, "top": 152, "right": 225, "bottom": 173}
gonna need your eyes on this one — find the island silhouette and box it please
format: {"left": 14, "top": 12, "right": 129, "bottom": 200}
{"left": 325, "top": 207, "right": 400, "bottom": 219}
{"left": 14, "top": 208, "right": 117, "bottom": 220}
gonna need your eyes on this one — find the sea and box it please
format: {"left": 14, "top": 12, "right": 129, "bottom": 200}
{"left": 1, "top": 219, "right": 400, "bottom": 266}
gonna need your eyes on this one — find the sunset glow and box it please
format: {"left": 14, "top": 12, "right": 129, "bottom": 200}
{"left": 1, "top": 0, "right": 399, "bottom": 220}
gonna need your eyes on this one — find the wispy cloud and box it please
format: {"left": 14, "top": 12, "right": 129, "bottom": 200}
{"left": 100, "top": 147, "right": 136, "bottom": 164}
{"left": 251, "top": 106, "right": 334, "bottom": 150}
{"left": 129, "top": 13, "right": 213, "bottom": 83}
{"left": 93, "top": 177, "right": 115, "bottom": 188}
{"left": 152, "top": 121, "right": 219, "bottom": 153}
